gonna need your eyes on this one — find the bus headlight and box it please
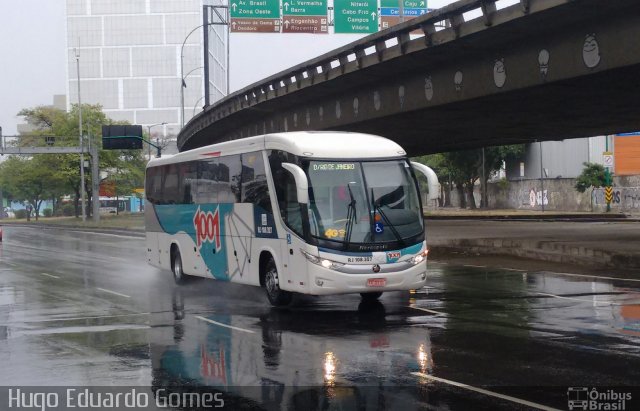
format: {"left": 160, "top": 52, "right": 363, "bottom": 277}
{"left": 410, "top": 249, "right": 429, "bottom": 265}
{"left": 301, "top": 250, "right": 344, "bottom": 270}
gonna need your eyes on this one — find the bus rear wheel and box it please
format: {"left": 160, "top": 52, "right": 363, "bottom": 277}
{"left": 264, "top": 258, "right": 292, "bottom": 306}
{"left": 360, "top": 292, "right": 382, "bottom": 302}
{"left": 171, "top": 248, "right": 187, "bottom": 285}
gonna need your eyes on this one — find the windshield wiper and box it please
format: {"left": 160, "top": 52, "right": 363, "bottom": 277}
{"left": 372, "top": 189, "right": 405, "bottom": 246}
{"left": 344, "top": 183, "right": 357, "bottom": 248}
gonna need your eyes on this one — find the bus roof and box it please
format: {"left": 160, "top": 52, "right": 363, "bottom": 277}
{"left": 147, "top": 132, "right": 406, "bottom": 167}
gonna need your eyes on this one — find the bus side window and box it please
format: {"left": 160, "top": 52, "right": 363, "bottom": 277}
{"left": 197, "top": 160, "right": 218, "bottom": 204}
{"left": 268, "top": 150, "right": 302, "bottom": 236}
{"left": 164, "top": 164, "right": 179, "bottom": 204}
{"left": 241, "top": 152, "right": 273, "bottom": 213}
{"left": 181, "top": 161, "right": 196, "bottom": 204}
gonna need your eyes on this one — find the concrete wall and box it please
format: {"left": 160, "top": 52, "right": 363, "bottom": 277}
{"left": 442, "top": 175, "right": 640, "bottom": 212}
{"left": 488, "top": 178, "right": 593, "bottom": 211}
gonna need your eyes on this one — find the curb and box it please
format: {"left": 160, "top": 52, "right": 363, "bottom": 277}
{"left": 429, "top": 239, "right": 640, "bottom": 271}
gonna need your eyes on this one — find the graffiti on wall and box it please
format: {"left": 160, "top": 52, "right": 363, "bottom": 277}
{"left": 593, "top": 187, "right": 640, "bottom": 209}
{"left": 529, "top": 189, "right": 549, "bottom": 207}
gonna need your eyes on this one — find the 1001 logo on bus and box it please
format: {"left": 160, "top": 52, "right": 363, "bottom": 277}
{"left": 193, "top": 206, "right": 221, "bottom": 251}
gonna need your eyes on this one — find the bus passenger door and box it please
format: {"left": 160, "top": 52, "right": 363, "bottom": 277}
{"left": 281, "top": 230, "right": 309, "bottom": 293}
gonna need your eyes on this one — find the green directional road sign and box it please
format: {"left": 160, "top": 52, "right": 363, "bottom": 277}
{"left": 283, "top": 0, "right": 328, "bottom": 33}
{"left": 230, "top": 0, "right": 281, "bottom": 32}
{"left": 283, "top": 0, "right": 327, "bottom": 16}
{"left": 334, "top": 0, "right": 378, "bottom": 34}
{"left": 230, "top": 0, "right": 280, "bottom": 18}
{"left": 380, "top": 0, "right": 427, "bottom": 8}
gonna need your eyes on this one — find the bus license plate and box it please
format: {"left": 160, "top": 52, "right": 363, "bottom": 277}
{"left": 367, "top": 278, "right": 386, "bottom": 287}
{"left": 347, "top": 256, "right": 372, "bottom": 263}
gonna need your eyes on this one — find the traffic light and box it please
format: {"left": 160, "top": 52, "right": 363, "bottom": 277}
{"left": 102, "top": 125, "right": 144, "bottom": 149}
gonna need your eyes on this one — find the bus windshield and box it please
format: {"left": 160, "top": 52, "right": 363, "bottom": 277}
{"left": 306, "top": 159, "right": 423, "bottom": 249}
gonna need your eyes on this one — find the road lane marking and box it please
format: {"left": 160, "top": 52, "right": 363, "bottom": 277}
{"left": 40, "top": 272, "right": 60, "bottom": 279}
{"left": 409, "top": 306, "right": 446, "bottom": 316}
{"left": 195, "top": 315, "right": 255, "bottom": 334}
{"left": 28, "top": 313, "right": 150, "bottom": 323}
{"left": 96, "top": 287, "right": 131, "bottom": 298}
{"left": 411, "top": 372, "right": 561, "bottom": 411}
{"left": 534, "top": 292, "right": 616, "bottom": 305}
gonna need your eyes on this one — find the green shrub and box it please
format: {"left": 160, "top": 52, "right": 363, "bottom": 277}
{"left": 43, "top": 209, "right": 53, "bottom": 217}
{"left": 62, "top": 203, "right": 75, "bottom": 216}
{"left": 15, "top": 209, "right": 27, "bottom": 219}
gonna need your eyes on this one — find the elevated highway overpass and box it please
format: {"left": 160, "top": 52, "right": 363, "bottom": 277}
{"left": 178, "top": 0, "right": 640, "bottom": 156}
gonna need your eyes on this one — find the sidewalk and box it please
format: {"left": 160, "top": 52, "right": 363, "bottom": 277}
{"left": 426, "top": 217, "right": 640, "bottom": 273}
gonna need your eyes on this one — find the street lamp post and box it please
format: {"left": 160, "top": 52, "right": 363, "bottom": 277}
{"left": 192, "top": 96, "right": 205, "bottom": 118}
{"left": 180, "top": 5, "right": 230, "bottom": 129}
{"left": 180, "top": 25, "right": 208, "bottom": 129}
{"left": 147, "top": 122, "right": 167, "bottom": 159}
{"left": 75, "top": 46, "right": 86, "bottom": 222}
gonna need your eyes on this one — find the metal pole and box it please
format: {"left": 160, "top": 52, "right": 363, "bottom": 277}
{"left": 226, "top": 6, "right": 230, "bottom": 97}
{"left": 181, "top": 24, "right": 206, "bottom": 129}
{"left": 203, "top": 5, "right": 211, "bottom": 107}
{"left": 539, "top": 140, "right": 545, "bottom": 212}
{"left": 482, "top": 147, "right": 485, "bottom": 208}
{"left": 76, "top": 46, "right": 86, "bottom": 222}
{"left": 91, "top": 134, "right": 100, "bottom": 222}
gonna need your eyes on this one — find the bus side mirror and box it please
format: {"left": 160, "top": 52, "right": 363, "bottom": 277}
{"left": 282, "top": 162, "right": 309, "bottom": 205}
{"left": 411, "top": 162, "right": 441, "bottom": 201}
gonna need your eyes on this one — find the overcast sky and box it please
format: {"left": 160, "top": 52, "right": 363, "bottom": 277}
{"left": 0, "top": 0, "right": 476, "bottom": 135}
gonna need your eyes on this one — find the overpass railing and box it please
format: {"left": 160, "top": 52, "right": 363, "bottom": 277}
{"left": 179, "top": 0, "right": 551, "bottom": 148}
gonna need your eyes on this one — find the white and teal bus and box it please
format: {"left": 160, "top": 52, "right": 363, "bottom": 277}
{"left": 145, "top": 132, "right": 439, "bottom": 306}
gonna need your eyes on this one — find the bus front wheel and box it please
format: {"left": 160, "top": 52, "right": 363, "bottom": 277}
{"left": 171, "top": 248, "right": 186, "bottom": 285}
{"left": 264, "top": 258, "right": 292, "bottom": 306}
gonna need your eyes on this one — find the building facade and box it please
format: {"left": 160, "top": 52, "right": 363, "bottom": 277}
{"left": 506, "top": 136, "right": 609, "bottom": 180}
{"left": 65, "top": 0, "right": 228, "bottom": 144}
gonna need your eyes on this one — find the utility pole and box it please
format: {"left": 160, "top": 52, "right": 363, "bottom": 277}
{"left": 90, "top": 134, "right": 100, "bottom": 222}
{"left": 538, "top": 140, "right": 545, "bottom": 212}
{"left": 75, "top": 45, "right": 87, "bottom": 222}
{"left": 481, "top": 147, "right": 486, "bottom": 208}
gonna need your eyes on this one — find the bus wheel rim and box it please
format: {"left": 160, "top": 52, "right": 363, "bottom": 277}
{"left": 266, "top": 269, "right": 278, "bottom": 296}
{"left": 174, "top": 257, "right": 182, "bottom": 280}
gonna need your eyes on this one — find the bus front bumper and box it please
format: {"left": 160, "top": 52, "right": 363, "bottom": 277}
{"left": 306, "top": 261, "right": 428, "bottom": 295}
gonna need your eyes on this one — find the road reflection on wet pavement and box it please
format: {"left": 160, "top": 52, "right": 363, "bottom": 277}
{"left": 1, "top": 226, "right": 639, "bottom": 410}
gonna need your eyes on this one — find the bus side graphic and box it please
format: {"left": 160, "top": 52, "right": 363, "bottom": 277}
{"left": 155, "top": 204, "right": 233, "bottom": 280}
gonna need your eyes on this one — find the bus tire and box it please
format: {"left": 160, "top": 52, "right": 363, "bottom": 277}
{"left": 264, "top": 257, "right": 292, "bottom": 306}
{"left": 360, "top": 292, "right": 382, "bottom": 302}
{"left": 171, "top": 248, "right": 187, "bottom": 285}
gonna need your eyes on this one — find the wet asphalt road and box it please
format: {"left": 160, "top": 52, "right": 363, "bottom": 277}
{"left": 1, "top": 226, "right": 640, "bottom": 410}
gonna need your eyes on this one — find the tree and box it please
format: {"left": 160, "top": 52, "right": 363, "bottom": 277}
{"left": 413, "top": 144, "right": 525, "bottom": 209}
{"left": 0, "top": 156, "right": 64, "bottom": 220}
{"left": 575, "top": 162, "right": 606, "bottom": 193}
{"left": 15, "top": 104, "right": 147, "bottom": 218}
{"left": 412, "top": 153, "right": 450, "bottom": 206}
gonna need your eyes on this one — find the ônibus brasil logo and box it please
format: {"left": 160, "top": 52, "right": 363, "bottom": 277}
{"left": 193, "top": 206, "right": 221, "bottom": 251}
